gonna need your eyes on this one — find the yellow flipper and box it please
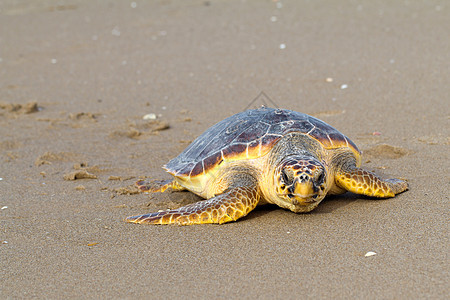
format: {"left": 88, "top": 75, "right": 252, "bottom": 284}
{"left": 125, "top": 186, "right": 260, "bottom": 225}
{"left": 336, "top": 168, "right": 408, "bottom": 198}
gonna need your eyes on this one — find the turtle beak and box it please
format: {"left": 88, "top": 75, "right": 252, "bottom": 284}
{"left": 288, "top": 176, "right": 319, "bottom": 201}
{"left": 292, "top": 180, "right": 315, "bottom": 196}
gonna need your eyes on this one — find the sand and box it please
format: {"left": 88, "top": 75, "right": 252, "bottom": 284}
{"left": 1, "top": 0, "right": 448, "bottom": 298}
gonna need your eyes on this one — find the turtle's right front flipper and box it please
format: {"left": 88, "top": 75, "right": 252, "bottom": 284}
{"left": 125, "top": 185, "right": 260, "bottom": 225}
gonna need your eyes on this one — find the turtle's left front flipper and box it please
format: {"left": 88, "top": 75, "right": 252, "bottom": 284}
{"left": 336, "top": 167, "right": 408, "bottom": 198}
{"left": 125, "top": 185, "right": 260, "bottom": 225}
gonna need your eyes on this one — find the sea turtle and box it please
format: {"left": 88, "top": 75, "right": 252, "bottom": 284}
{"left": 126, "top": 107, "right": 408, "bottom": 225}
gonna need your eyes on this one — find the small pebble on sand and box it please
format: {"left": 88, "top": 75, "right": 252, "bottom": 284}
{"left": 279, "top": 43, "right": 286, "bottom": 49}
{"left": 1, "top": 206, "right": 7, "bottom": 210}
{"left": 364, "top": 251, "right": 377, "bottom": 257}
{"left": 112, "top": 27, "right": 121, "bottom": 36}
{"left": 270, "top": 16, "right": 277, "bottom": 22}
{"left": 143, "top": 113, "right": 157, "bottom": 120}
{"left": 326, "top": 77, "right": 333, "bottom": 82}
{"left": 340, "top": 84, "right": 348, "bottom": 89}
{"left": 75, "top": 185, "right": 86, "bottom": 191}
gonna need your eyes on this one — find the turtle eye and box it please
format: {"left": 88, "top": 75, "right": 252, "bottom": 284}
{"left": 281, "top": 169, "right": 291, "bottom": 184}
{"left": 316, "top": 171, "right": 325, "bottom": 184}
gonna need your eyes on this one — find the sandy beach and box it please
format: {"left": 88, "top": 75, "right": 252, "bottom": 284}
{"left": 1, "top": 0, "right": 448, "bottom": 298}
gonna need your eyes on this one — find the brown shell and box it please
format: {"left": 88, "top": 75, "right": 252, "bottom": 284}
{"left": 165, "top": 107, "right": 360, "bottom": 178}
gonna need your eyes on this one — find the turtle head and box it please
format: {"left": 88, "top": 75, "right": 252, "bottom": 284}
{"left": 274, "top": 155, "right": 328, "bottom": 212}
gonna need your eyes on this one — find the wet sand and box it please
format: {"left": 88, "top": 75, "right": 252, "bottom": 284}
{"left": 1, "top": 1, "right": 448, "bottom": 298}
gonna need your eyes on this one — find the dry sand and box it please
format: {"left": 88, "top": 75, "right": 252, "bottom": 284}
{"left": 1, "top": 0, "right": 448, "bottom": 298}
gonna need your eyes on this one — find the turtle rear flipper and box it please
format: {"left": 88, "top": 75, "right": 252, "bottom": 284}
{"left": 336, "top": 167, "right": 408, "bottom": 198}
{"left": 125, "top": 185, "right": 260, "bottom": 225}
{"left": 136, "top": 179, "right": 186, "bottom": 193}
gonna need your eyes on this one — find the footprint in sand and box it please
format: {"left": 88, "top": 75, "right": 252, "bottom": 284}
{"left": 0, "top": 101, "right": 41, "bottom": 115}
{"left": 34, "top": 151, "right": 83, "bottom": 166}
{"left": 109, "top": 120, "right": 170, "bottom": 140}
{"left": 363, "top": 144, "right": 409, "bottom": 159}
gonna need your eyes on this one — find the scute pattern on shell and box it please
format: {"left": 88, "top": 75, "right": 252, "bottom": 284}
{"left": 165, "top": 107, "right": 359, "bottom": 178}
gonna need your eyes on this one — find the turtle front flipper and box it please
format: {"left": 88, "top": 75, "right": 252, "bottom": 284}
{"left": 125, "top": 186, "right": 260, "bottom": 225}
{"left": 136, "top": 179, "right": 186, "bottom": 193}
{"left": 336, "top": 167, "right": 408, "bottom": 198}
